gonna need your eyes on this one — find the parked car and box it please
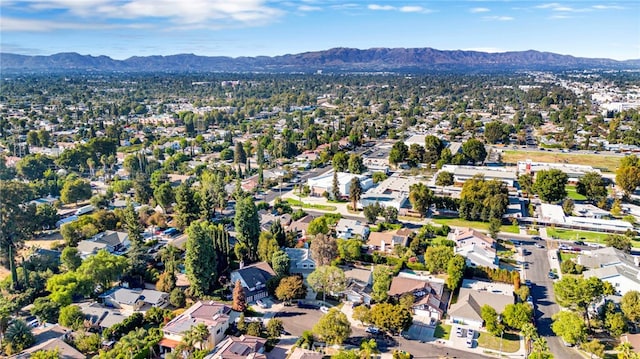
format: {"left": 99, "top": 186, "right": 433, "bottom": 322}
{"left": 320, "top": 306, "right": 329, "bottom": 313}
{"left": 467, "top": 329, "right": 475, "bottom": 339}
{"left": 466, "top": 338, "right": 474, "bottom": 348}
{"left": 532, "top": 236, "right": 541, "bottom": 241}
{"left": 575, "top": 241, "right": 585, "bottom": 246}
{"left": 297, "top": 301, "right": 319, "bottom": 310}
{"left": 525, "top": 279, "right": 532, "bottom": 287}
{"left": 366, "top": 327, "right": 380, "bottom": 334}
{"left": 534, "top": 243, "right": 545, "bottom": 248}
{"left": 548, "top": 271, "right": 557, "bottom": 279}
{"left": 256, "top": 299, "right": 268, "bottom": 309}
{"left": 456, "top": 327, "right": 464, "bottom": 337}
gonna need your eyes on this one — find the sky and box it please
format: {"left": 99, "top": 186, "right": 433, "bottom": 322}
{"left": 1, "top": 0, "right": 639, "bottom": 60}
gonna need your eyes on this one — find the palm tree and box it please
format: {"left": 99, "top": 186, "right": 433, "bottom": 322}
{"left": 532, "top": 336, "right": 550, "bottom": 358}
{"left": 4, "top": 320, "right": 34, "bottom": 354}
{"left": 521, "top": 322, "right": 537, "bottom": 356}
{"left": 190, "top": 323, "right": 211, "bottom": 350}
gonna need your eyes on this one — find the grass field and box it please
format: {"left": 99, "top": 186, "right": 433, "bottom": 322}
{"left": 566, "top": 185, "right": 587, "bottom": 201}
{"left": 547, "top": 227, "right": 610, "bottom": 242}
{"left": 285, "top": 198, "right": 337, "bottom": 211}
{"left": 431, "top": 217, "right": 519, "bottom": 233}
{"left": 502, "top": 150, "right": 622, "bottom": 173}
{"left": 434, "top": 324, "right": 451, "bottom": 339}
{"left": 559, "top": 251, "right": 578, "bottom": 262}
{"left": 477, "top": 332, "right": 521, "bottom": 353}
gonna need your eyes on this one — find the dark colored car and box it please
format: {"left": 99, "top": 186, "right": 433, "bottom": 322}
{"left": 297, "top": 301, "right": 319, "bottom": 310}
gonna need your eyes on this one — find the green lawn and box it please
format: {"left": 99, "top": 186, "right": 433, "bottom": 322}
{"left": 559, "top": 251, "right": 577, "bottom": 262}
{"left": 433, "top": 324, "right": 451, "bottom": 339}
{"left": 566, "top": 185, "right": 587, "bottom": 201}
{"left": 285, "top": 198, "right": 337, "bottom": 211}
{"left": 477, "top": 332, "right": 520, "bottom": 353}
{"left": 502, "top": 150, "right": 622, "bottom": 173}
{"left": 432, "top": 217, "right": 518, "bottom": 233}
{"left": 547, "top": 227, "right": 610, "bottom": 242}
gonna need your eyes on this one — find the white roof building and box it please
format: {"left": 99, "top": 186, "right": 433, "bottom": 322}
{"left": 307, "top": 171, "right": 373, "bottom": 197}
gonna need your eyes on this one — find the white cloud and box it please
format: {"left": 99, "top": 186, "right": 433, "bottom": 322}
{"left": 0, "top": 16, "right": 149, "bottom": 31}
{"left": 399, "top": 6, "right": 426, "bottom": 13}
{"left": 298, "top": 5, "right": 321, "bottom": 12}
{"left": 14, "top": 0, "right": 284, "bottom": 27}
{"left": 368, "top": 4, "right": 395, "bottom": 11}
{"left": 470, "top": 7, "right": 490, "bottom": 13}
{"left": 535, "top": 2, "right": 593, "bottom": 13}
{"left": 483, "top": 15, "right": 514, "bottom": 21}
{"left": 592, "top": 5, "right": 624, "bottom": 10}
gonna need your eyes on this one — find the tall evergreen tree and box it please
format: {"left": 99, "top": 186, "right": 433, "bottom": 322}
{"left": 185, "top": 221, "right": 217, "bottom": 297}
{"left": 124, "top": 202, "right": 147, "bottom": 287}
{"left": 234, "top": 141, "right": 247, "bottom": 165}
{"left": 232, "top": 279, "right": 247, "bottom": 312}
{"left": 234, "top": 196, "right": 260, "bottom": 262}
{"left": 270, "top": 219, "right": 286, "bottom": 247}
{"left": 174, "top": 182, "right": 199, "bottom": 229}
{"left": 332, "top": 171, "right": 341, "bottom": 200}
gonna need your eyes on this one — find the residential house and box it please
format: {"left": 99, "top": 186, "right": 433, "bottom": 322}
{"left": 288, "top": 348, "right": 324, "bottom": 359}
{"left": 448, "top": 228, "right": 498, "bottom": 269}
{"left": 208, "top": 335, "right": 266, "bottom": 359}
{"left": 335, "top": 218, "right": 369, "bottom": 240}
{"left": 388, "top": 273, "right": 447, "bottom": 322}
{"left": 366, "top": 228, "right": 413, "bottom": 253}
{"left": 230, "top": 262, "right": 276, "bottom": 303}
{"left": 287, "top": 215, "right": 316, "bottom": 238}
{"left": 259, "top": 211, "right": 292, "bottom": 232}
{"left": 13, "top": 326, "right": 81, "bottom": 359}
{"left": 99, "top": 287, "right": 169, "bottom": 311}
{"left": 284, "top": 248, "right": 316, "bottom": 272}
{"left": 342, "top": 266, "right": 374, "bottom": 305}
{"left": 161, "top": 301, "right": 231, "bottom": 354}
{"left": 77, "top": 230, "right": 130, "bottom": 258}
{"left": 579, "top": 247, "right": 640, "bottom": 295}
{"left": 78, "top": 302, "right": 129, "bottom": 330}
{"left": 448, "top": 279, "right": 515, "bottom": 328}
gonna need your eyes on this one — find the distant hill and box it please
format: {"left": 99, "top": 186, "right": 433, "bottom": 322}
{"left": 2, "top": 47, "right": 639, "bottom": 73}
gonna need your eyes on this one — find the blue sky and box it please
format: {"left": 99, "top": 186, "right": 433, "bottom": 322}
{"left": 1, "top": 0, "right": 639, "bottom": 60}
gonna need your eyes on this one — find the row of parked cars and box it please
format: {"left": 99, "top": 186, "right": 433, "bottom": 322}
{"left": 456, "top": 327, "right": 475, "bottom": 348}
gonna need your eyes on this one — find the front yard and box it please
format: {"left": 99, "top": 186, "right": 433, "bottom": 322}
{"left": 433, "top": 323, "right": 451, "bottom": 339}
{"left": 477, "top": 331, "right": 520, "bottom": 353}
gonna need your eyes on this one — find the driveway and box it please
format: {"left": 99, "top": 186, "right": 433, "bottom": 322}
{"left": 275, "top": 306, "right": 325, "bottom": 336}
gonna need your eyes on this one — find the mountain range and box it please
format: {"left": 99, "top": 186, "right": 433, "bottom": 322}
{"left": 2, "top": 47, "right": 640, "bottom": 73}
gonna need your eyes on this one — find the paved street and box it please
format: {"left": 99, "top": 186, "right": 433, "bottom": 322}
{"left": 522, "top": 239, "right": 583, "bottom": 359}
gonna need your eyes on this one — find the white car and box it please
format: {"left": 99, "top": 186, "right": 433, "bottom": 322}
{"left": 365, "top": 327, "right": 380, "bottom": 334}
{"left": 466, "top": 338, "right": 474, "bottom": 348}
{"left": 256, "top": 299, "right": 268, "bottom": 309}
{"left": 534, "top": 243, "right": 545, "bottom": 248}
{"left": 456, "top": 327, "right": 464, "bottom": 337}
{"left": 467, "top": 329, "right": 475, "bottom": 339}
{"left": 320, "top": 306, "right": 329, "bottom": 313}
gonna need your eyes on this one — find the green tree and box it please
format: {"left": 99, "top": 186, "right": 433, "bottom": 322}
{"left": 30, "top": 348, "right": 61, "bottom": 359}
{"left": 533, "top": 169, "right": 568, "bottom": 202}
{"left": 275, "top": 275, "right": 307, "bottom": 303}
{"left": 267, "top": 318, "right": 284, "bottom": 339}
{"left": 232, "top": 279, "right": 247, "bottom": 312}
{"left": 234, "top": 196, "right": 260, "bottom": 262}
{"left": 170, "top": 287, "right": 186, "bottom": 307}
{"left": 332, "top": 170, "right": 341, "bottom": 200}
{"left": 271, "top": 250, "right": 290, "bottom": 277}
{"left": 153, "top": 182, "right": 174, "bottom": 211}
{"left": 408, "top": 182, "right": 433, "bottom": 217}
{"left": 349, "top": 177, "right": 362, "bottom": 210}
{"left": 552, "top": 310, "right": 586, "bottom": 345}
{"left": 270, "top": 219, "right": 286, "bottom": 247}
{"left": 425, "top": 245, "right": 453, "bottom": 274}
{"left": 348, "top": 154, "right": 366, "bottom": 174}
{"left": 461, "top": 138, "right": 487, "bottom": 164}
{"left": 615, "top": 155, "right": 640, "bottom": 197}
{"left": 518, "top": 173, "right": 534, "bottom": 198}
{"left": 333, "top": 152, "right": 348, "bottom": 173}
{"left": 60, "top": 246, "right": 82, "bottom": 271}
{"left": 174, "top": 182, "right": 198, "bottom": 230}
{"left": 605, "top": 234, "right": 632, "bottom": 252}
{"left": 435, "top": 171, "right": 454, "bottom": 193}
{"left": 78, "top": 249, "right": 127, "bottom": 294}
{"left": 562, "top": 198, "right": 575, "bottom": 216}
{"left": 60, "top": 178, "right": 92, "bottom": 204}
{"left": 488, "top": 218, "right": 501, "bottom": 239}
{"left": 369, "top": 303, "right": 413, "bottom": 334}
{"left": 371, "top": 266, "right": 393, "bottom": 302}
{"left": 502, "top": 303, "right": 533, "bottom": 330}
{"left": 31, "top": 297, "right": 61, "bottom": 324}
{"left": 307, "top": 217, "right": 329, "bottom": 236}
{"left": 424, "top": 135, "right": 444, "bottom": 164}
{"left": 576, "top": 172, "right": 608, "bottom": 202}
{"left": 621, "top": 290, "right": 640, "bottom": 324}
{"left": 337, "top": 238, "right": 362, "bottom": 261}
{"left": 4, "top": 320, "right": 35, "bottom": 354}
{"left": 352, "top": 305, "right": 371, "bottom": 325}
{"left": 313, "top": 309, "right": 351, "bottom": 344}
{"left": 307, "top": 265, "right": 346, "bottom": 302}
{"left": 484, "top": 121, "right": 507, "bottom": 144}
{"left": 481, "top": 305, "right": 501, "bottom": 336}
{"left": 58, "top": 305, "right": 85, "bottom": 329}
{"left": 388, "top": 141, "right": 408, "bottom": 168}
{"left": 446, "top": 255, "right": 466, "bottom": 290}
{"left": 257, "top": 232, "right": 279, "bottom": 264}
{"left": 185, "top": 221, "right": 217, "bottom": 297}
{"left": 46, "top": 271, "right": 93, "bottom": 305}
{"left": 554, "top": 276, "right": 604, "bottom": 329}
{"left": 123, "top": 202, "right": 147, "bottom": 286}
{"left": 234, "top": 141, "right": 247, "bottom": 165}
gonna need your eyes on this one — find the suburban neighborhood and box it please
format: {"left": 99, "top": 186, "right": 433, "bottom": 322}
{"left": 1, "top": 69, "right": 640, "bottom": 359}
